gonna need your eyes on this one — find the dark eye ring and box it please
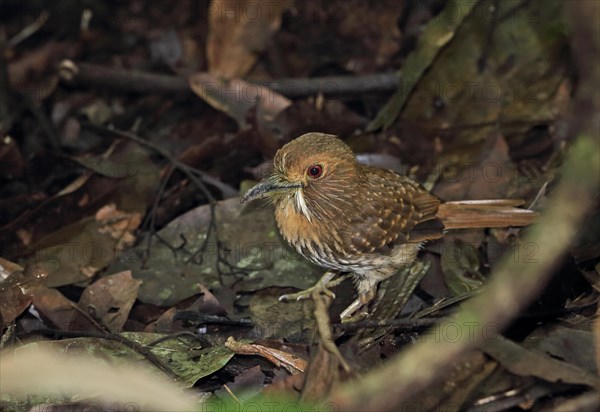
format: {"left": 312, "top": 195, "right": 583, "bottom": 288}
{"left": 307, "top": 164, "right": 323, "bottom": 178}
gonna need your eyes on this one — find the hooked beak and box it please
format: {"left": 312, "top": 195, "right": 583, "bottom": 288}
{"left": 240, "top": 175, "right": 302, "bottom": 203}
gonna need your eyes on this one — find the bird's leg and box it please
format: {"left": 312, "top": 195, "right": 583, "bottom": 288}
{"left": 279, "top": 271, "right": 348, "bottom": 302}
{"left": 339, "top": 286, "right": 377, "bottom": 321}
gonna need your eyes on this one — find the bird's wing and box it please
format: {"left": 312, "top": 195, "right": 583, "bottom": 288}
{"left": 344, "top": 167, "right": 443, "bottom": 255}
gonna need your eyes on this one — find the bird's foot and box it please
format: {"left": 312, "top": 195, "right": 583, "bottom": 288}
{"left": 279, "top": 271, "right": 347, "bottom": 302}
{"left": 340, "top": 287, "right": 377, "bottom": 322}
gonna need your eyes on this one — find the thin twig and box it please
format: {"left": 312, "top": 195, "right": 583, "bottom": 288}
{"left": 147, "top": 331, "right": 209, "bottom": 347}
{"left": 223, "top": 384, "right": 242, "bottom": 405}
{"left": 68, "top": 302, "right": 107, "bottom": 332}
{"left": 142, "top": 165, "right": 175, "bottom": 267}
{"left": 85, "top": 124, "right": 219, "bottom": 267}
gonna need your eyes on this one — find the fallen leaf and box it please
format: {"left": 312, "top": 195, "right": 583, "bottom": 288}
{"left": 0, "top": 261, "right": 32, "bottom": 326}
{"left": 107, "top": 197, "right": 321, "bottom": 307}
{"left": 72, "top": 271, "right": 142, "bottom": 332}
{"left": 207, "top": 0, "right": 291, "bottom": 78}
{"left": 524, "top": 324, "right": 597, "bottom": 375}
{"left": 30, "top": 286, "right": 77, "bottom": 330}
{"left": 481, "top": 335, "right": 600, "bottom": 389}
{"left": 189, "top": 72, "right": 291, "bottom": 129}
{"left": 399, "top": 0, "right": 568, "bottom": 152}
{"left": 26, "top": 205, "right": 141, "bottom": 288}
{"left": 225, "top": 336, "right": 307, "bottom": 374}
{"left": 368, "top": 0, "right": 478, "bottom": 130}
{"left": 0, "top": 260, "right": 47, "bottom": 326}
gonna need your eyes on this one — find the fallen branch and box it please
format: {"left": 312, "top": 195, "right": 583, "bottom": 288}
{"left": 58, "top": 60, "right": 399, "bottom": 99}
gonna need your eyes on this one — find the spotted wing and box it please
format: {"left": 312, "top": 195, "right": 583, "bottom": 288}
{"left": 344, "top": 166, "right": 443, "bottom": 255}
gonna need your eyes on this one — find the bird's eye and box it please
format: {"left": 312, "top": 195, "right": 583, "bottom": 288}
{"left": 307, "top": 164, "right": 323, "bottom": 179}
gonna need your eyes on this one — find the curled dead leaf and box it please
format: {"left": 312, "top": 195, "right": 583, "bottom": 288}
{"left": 225, "top": 336, "right": 307, "bottom": 374}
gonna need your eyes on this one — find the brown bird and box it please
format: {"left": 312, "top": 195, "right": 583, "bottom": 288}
{"left": 241, "top": 133, "right": 536, "bottom": 319}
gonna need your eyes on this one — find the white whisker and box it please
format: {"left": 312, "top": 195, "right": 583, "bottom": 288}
{"left": 295, "top": 189, "right": 312, "bottom": 222}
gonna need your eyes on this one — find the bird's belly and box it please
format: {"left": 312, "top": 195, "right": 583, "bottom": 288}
{"left": 295, "top": 241, "right": 420, "bottom": 277}
{"left": 293, "top": 242, "right": 349, "bottom": 272}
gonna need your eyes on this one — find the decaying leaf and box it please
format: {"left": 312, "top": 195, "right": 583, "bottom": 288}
{"left": 30, "top": 286, "right": 78, "bottom": 330}
{"left": 368, "top": 0, "right": 478, "bottom": 131}
{"left": 25, "top": 206, "right": 141, "bottom": 288}
{"left": 399, "top": 0, "right": 568, "bottom": 151}
{"left": 72, "top": 270, "right": 142, "bottom": 332}
{"left": 0, "top": 260, "right": 33, "bottom": 326}
{"left": 225, "top": 336, "right": 307, "bottom": 374}
{"left": 481, "top": 335, "right": 600, "bottom": 389}
{"left": 108, "top": 197, "right": 321, "bottom": 307}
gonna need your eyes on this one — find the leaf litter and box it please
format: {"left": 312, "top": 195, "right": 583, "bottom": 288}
{"left": 0, "top": 1, "right": 598, "bottom": 411}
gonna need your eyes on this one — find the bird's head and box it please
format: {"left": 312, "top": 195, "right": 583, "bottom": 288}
{"left": 240, "top": 133, "right": 360, "bottom": 221}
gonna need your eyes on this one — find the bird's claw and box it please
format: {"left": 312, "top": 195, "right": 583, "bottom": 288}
{"left": 279, "top": 271, "right": 348, "bottom": 302}
{"left": 278, "top": 283, "right": 336, "bottom": 302}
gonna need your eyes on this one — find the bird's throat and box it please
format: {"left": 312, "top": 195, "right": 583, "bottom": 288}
{"left": 275, "top": 196, "right": 318, "bottom": 246}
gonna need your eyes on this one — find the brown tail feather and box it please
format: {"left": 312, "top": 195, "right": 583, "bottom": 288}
{"left": 436, "top": 200, "right": 537, "bottom": 230}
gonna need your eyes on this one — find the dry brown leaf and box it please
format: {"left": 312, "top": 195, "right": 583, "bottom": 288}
{"left": 24, "top": 205, "right": 141, "bottom": 288}
{"left": 73, "top": 270, "right": 142, "bottom": 332}
{"left": 0, "top": 260, "right": 31, "bottom": 325}
{"left": 189, "top": 72, "right": 291, "bottom": 129}
{"left": 0, "top": 261, "right": 47, "bottom": 326}
{"left": 225, "top": 336, "right": 307, "bottom": 374}
{"left": 207, "top": 0, "right": 291, "bottom": 78}
{"left": 95, "top": 204, "right": 142, "bottom": 250}
{"left": 30, "top": 286, "right": 78, "bottom": 330}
